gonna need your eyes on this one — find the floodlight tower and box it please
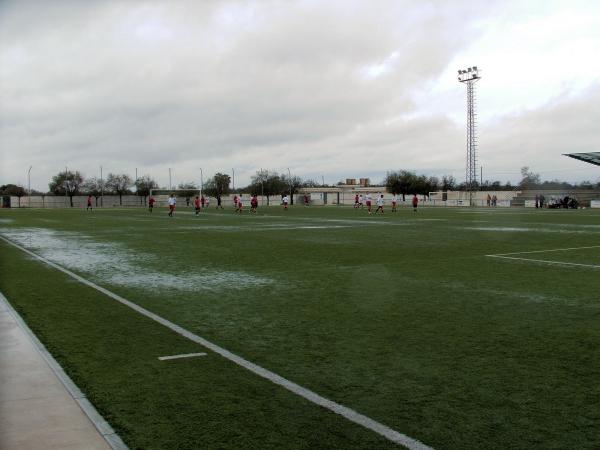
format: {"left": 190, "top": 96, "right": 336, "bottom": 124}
{"left": 458, "top": 66, "right": 481, "bottom": 206}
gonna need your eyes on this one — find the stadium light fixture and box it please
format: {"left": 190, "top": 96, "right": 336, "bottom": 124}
{"left": 457, "top": 65, "right": 481, "bottom": 206}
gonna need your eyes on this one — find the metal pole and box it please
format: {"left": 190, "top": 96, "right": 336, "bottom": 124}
{"left": 200, "top": 168, "right": 203, "bottom": 196}
{"left": 480, "top": 166, "right": 483, "bottom": 190}
{"left": 65, "top": 166, "right": 68, "bottom": 207}
{"left": 28, "top": 166, "right": 32, "bottom": 207}
{"left": 287, "top": 167, "right": 292, "bottom": 203}
{"left": 261, "top": 168, "right": 264, "bottom": 206}
{"left": 100, "top": 165, "right": 103, "bottom": 207}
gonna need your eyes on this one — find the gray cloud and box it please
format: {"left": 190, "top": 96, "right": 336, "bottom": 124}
{"left": 3, "top": 1, "right": 596, "bottom": 191}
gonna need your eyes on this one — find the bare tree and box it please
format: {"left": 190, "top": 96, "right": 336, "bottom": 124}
{"left": 106, "top": 173, "right": 133, "bottom": 206}
{"left": 48, "top": 170, "right": 84, "bottom": 207}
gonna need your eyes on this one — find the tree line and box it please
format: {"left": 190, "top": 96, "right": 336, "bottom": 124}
{"left": 0, "top": 169, "right": 321, "bottom": 207}
{"left": 2, "top": 166, "right": 598, "bottom": 207}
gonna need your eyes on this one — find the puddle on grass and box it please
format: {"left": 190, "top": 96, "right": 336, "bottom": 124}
{"left": 0, "top": 228, "right": 272, "bottom": 292}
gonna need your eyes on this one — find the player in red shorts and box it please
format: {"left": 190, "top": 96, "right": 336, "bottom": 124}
{"left": 168, "top": 194, "right": 176, "bottom": 217}
{"left": 365, "top": 192, "right": 372, "bottom": 215}
{"left": 375, "top": 194, "right": 384, "bottom": 214}
{"left": 236, "top": 195, "right": 243, "bottom": 213}
{"left": 250, "top": 195, "right": 258, "bottom": 213}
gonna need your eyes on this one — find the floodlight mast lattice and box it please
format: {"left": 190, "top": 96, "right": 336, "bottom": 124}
{"left": 458, "top": 66, "right": 481, "bottom": 206}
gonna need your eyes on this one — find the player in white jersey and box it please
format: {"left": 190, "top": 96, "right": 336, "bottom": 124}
{"left": 365, "top": 193, "right": 372, "bottom": 214}
{"left": 375, "top": 194, "right": 384, "bottom": 214}
{"left": 167, "top": 194, "right": 176, "bottom": 217}
{"left": 391, "top": 194, "right": 398, "bottom": 212}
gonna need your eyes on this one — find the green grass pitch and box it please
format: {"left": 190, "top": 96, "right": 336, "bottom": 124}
{"left": 1, "top": 205, "right": 599, "bottom": 449}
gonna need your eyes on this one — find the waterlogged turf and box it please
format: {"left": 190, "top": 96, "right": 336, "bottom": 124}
{"left": 1, "top": 205, "right": 599, "bottom": 449}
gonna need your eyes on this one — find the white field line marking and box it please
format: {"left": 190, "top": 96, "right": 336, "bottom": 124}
{"left": 0, "top": 235, "right": 432, "bottom": 450}
{"left": 158, "top": 352, "right": 207, "bottom": 361}
{"left": 486, "top": 255, "right": 600, "bottom": 269}
{"left": 487, "top": 245, "right": 600, "bottom": 257}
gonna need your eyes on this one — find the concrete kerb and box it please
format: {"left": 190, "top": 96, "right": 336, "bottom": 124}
{"left": 0, "top": 291, "right": 129, "bottom": 450}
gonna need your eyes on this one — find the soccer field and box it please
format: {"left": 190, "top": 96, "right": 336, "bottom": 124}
{"left": 1, "top": 205, "right": 599, "bottom": 449}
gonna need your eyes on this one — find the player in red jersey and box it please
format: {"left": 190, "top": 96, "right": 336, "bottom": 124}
{"left": 250, "top": 195, "right": 258, "bottom": 213}
{"left": 86, "top": 195, "right": 93, "bottom": 211}
{"left": 236, "top": 195, "right": 243, "bottom": 213}
{"left": 412, "top": 194, "right": 419, "bottom": 212}
{"left": 194, "top": 196, "right": 201, "bottom": 215}
{"left": 148, "top": 196, "right": 156, "bottom": 213}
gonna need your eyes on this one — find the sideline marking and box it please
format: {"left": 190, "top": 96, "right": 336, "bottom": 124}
{"left": 0, "top": 291, "right": 129, "bottom": 450}
{"left": 486, "top": 255, "right": 600, "bottom": 269}
{"left": 158, "top": 352, "right": 207, "bottom": 361}
{"left": 0, "top": 235, "right": 433, "bottom": 450}
{"left": 487, "top": 245, "right": 600, "bottom": 257}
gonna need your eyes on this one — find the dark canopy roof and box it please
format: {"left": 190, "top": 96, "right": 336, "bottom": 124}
{"left": 563, "top": 152, "right": 600, "bottom": 166}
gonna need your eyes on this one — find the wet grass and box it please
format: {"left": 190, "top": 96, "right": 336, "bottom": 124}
{"left": 1, "top": 205, "right": 600, "bottom": 449}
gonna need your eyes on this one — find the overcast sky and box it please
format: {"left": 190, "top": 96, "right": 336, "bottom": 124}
{"left": 1, "top": 0, "right": 599, "bottom": 191}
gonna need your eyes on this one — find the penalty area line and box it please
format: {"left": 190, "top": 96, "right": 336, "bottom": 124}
{"left": 0, "top": 235, "right": 433, "bottom": 450}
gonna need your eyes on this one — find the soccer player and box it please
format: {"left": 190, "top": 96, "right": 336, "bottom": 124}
{"left": 354, "top": 194, "right": 359, "bottom": 208}
{"left": 168, "top": 194, "right": 176, "bottom": 217}
{"left": 412, "top": 194, "right": 419, "bottom": 212}
{"left": 86, "top": 195, "right": 93, "bottom": 211}
{"left": 205, "top": 196, "right": 210, "bottom": 208}
{"left": 233, "top": 195, "right": 238, "bottom": 209}
{"left": 365, "top": 192, "right": 372, "bottom": 215}
{"left": 236, "top": 195, "right": 243, "bottom": 213}
{"left": 148, "top": 196, "right": 156, "bottom": 213}
{"left": 375, "top": 194, "right": 384, "bottom": 214}
{"left": 358, "top": 194, "right": 363, "bottom": 208}
{"left": 282, "top": 194, "right": 289, "bottom": 210}
{"left": 391, "top": 194, "right": 398, "bottom": 212}
{"left": 194, "top": 196, "right": 201, "bottom": 215}
{"left": 201, "top": 195, "right": 205, "bottom": 209}
{"left": 250, "top": 195, "right": 258, "bottom": 213}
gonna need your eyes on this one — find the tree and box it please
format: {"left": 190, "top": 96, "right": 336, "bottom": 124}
{"left": 411, "top": 175, "right": 430, "bottom": 197}
{"left": 428, "top": 176, "right": 440, "bottom": 193}
{"left": 385, "top": 170, "right": 416, "bottom": 200}
{"left": 177, "top": 182, "right": 199, "bottom": 207}
{"left": 441, "top": 175, "right": 456, "bottom": 192}
{"left": 280, "top": 174, "right": 303, "bottom": 205}
{"left": 105, "top": 173, "right": 133, "bottom": 206}
{"left": 248, "top": 170, "right": 286, "bottom": 205}
{"left": 49, "top": 170, "right": 84, "bottom": 207}
{"left": 519, "top": 166, "right": 541, "bottom": 189}
{"left": 302, "top": 179, "right": 321, "bottom": 188}
{"left": 0, "top": 184, "right": 26, "bottom": 207}
{"left": 203, "top": 173, "right": 231, "bottom": 206}
{"left": 135, "top": 175, "right": 158, "bottom": 205}
{"left": 81, "top": 177, "right": 105, "bottom": 206}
